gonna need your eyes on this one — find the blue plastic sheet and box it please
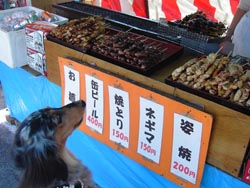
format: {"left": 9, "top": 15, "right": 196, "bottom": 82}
{"left": 0, "top": 62, "right": 62, "bottom": 122}
{"left": 0, "top": 61, "right": 249, "bottom": 188}
{"left": 67, "top": 130, "right": 250, "bottom": 188}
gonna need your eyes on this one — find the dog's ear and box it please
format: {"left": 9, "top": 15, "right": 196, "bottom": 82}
{"left": 12, "top": 110, "right": 61, "bottom": 164}
{"left": 49, "top": 109, "right": 63, "bottom": 126}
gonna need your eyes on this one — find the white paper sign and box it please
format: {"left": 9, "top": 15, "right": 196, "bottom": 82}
{"left": 137, "top": 97, "right": 164, "bottom": 163}
{"left": 108, "top": 86, "right": 130, "bottom": 148}
{"left": 64, "top": 65, "right": 80, "bottom": 105}
{"left": 170, "top": 113, "right": 202, "bottom": 184}
{"left": 85, "top": 74, "right": 104, "bottom": 134}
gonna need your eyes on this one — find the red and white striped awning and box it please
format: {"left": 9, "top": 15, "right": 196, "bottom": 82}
{"left": 97, "top": 0, "right": 239, "bottom": 25}
{"left": 97, "top": 0, "right": 147, "bottom": 17}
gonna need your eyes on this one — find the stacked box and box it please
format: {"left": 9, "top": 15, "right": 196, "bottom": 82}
{"left": 25, "top": 21, "right": 56, "bottom": 75}
{"left": 0, "top": 6, "right": 68, "bottom": 68}
{"left": 26, "top": 48, "right": 46, "bottom": 75}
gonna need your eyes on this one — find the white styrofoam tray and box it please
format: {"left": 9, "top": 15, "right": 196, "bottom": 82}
{"left": 0, "top": 6, "right": 68, "bottom": 68}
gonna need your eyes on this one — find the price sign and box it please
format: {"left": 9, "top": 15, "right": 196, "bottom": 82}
{"left": 137, "top": 97, "right": 164, "bottom": 164}
{"left": 59, "top": 57, "right": 213, "bottom": 188}
{"left": 63, "top": 65, "right": 80, "bottom": 105}
{"left": 108, "top": 86, "right": 130, "bottom": 148}
{"left": 171, "top": 113, "right": 202, "bottom": 184}
{"left": 243, "top": 159, "right": 250, "bottom": 184}
{"left": 85, "top": 74, "right": 104, "bottom": 134}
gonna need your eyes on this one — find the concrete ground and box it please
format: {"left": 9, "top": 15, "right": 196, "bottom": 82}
{"left": 0, "top": 82, "right": 21, "bottom": 188}
{"left": 0, "top": 82, "right": 6, "bottom": 110}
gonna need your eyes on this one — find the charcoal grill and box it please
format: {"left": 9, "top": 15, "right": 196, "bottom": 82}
{"left": 157, "top": 21, "right": 223, "bottom": 54}
{"left": 52, "top": 1, "right": 159, "bottom": 37}
{"left": 52, "top": 1, "right": 223, "bottom": 54}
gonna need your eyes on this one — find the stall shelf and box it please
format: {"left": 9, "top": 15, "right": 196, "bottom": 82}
{"left": 44, "top": 39, "right": 250, "bottom": 181}
{"left": 1, "top": 58, "right": 249, "bottom": 187}
{"left": 51, "top": 1, "right": 221, "bottom": 54}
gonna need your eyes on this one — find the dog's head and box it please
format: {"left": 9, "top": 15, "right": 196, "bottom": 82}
{"left": 12, "top": 100, "right": 86, "bottom": 188}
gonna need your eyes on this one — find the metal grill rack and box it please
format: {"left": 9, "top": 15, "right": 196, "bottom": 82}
{"left": 157, "top": 21, "right": 222, "bottom": 54}
{"left": 52, "top": 1, "right": 223, "bottom": 54}
{"left": 158, "top": 21, "right": 212, "bottom": 42}
{"left": 52, "top": 1, "right": 159, "bottom": 35}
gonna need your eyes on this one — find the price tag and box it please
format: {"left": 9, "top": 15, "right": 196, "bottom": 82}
{"left": 137, "top": 97, "right": 164, "bottom": 163}
{"left": 243, "top": 159, "right": 250, "bottom": 184}
{"left": 85, "top": 74, "right": 104, "bottom": 134}
{"left": 108, "top": 86, "right": 130, "bottom": 148}
{"left": 64, "top": 65, "right": 80, "bottom": 105}
{"left": 171, "top": 113, "right": 202, "bottom": 184}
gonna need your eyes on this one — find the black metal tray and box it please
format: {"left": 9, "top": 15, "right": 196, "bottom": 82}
{"left": 46, "top": 34, "right": 89, "bottom": 53}
{"left": 88, "top": 29, "right": 183, "bottom": 75}
{"left": 165, "top": 76, "right": 250, "bottom": 115}
{"left": 47, "top": 27, "right": 183, "bottom": 75}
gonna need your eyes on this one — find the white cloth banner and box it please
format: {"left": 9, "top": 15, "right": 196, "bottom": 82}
{"left": 98, "top": 0, "right": 238, "bottom": 25}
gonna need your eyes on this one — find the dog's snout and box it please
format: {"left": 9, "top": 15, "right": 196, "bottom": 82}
{"left": 80, "top": 100, "right": 86, "bottom": 107}
{"left": 64, "top": 100, "right": 86, "bottom": 109}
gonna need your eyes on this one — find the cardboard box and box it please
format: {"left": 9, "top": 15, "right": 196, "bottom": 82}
{"left": 25, "top": 21, "right": 56, "bottom": 75}
{"left": 25, "top": 21, "right": 56, "bottom": 53}
{"left": 27, "top": 48, "right": 46, "bottom": 75}
{"left": 0, "top": 6, "right": 68, "bottom": 68}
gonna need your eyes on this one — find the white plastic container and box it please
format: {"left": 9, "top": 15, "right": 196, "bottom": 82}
{"left": 0, "top": 6, "right": 68, "bottom": 68}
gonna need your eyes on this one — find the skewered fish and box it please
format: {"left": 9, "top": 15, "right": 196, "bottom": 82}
{"left": 170, "top": 53, "right": 250, "bottom": 108}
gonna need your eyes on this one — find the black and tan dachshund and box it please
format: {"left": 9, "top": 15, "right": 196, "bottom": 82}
{"left": 12, "top": 100, "right": 94, "bottom": 188}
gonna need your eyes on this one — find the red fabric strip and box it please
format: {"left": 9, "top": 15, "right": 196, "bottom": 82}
{"left": 193, "top": 0, "right": 217, "bottom": 21}
{"left": 132, "top": 0, "right": 147, "bottom": 18}
{"left": 229, "top": 0, "right": 239, "bottom": 14}
{"left": 161, "top": 0, "right": 181, "bottom": 21}
{"left": 101, "top": 0, "right": 122, "bottom": 11}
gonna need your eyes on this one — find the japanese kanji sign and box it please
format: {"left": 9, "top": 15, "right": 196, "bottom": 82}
{"left": 171, "top": 113, "right": 202, "bottom": 184}
{"left": 59, "top": 57, "right": 213, "bottom": 188}
{"left": 137, "top": 97, "right": 164, "bottom": 164}
{"left": 63, "top": 65, "right": 80, "bottom": 105}
{"left": 85, "top": 74, "right": 104, "bottom": 134}
{"left": 109, "top": 86, "right": 130, "bottom": 148}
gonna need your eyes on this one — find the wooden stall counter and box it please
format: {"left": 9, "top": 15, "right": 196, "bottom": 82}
{"left": 45, "top": 39, "right": 250, "bottom": 180}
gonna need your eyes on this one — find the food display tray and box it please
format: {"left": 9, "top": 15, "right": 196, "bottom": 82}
{"left": 47, "top": 27, "right": 183, "bottom": 75}
{"left": 89, "top": 29, "right": 183, "bottom": 75}
{"left": 165, "top": 76, "right": 250, "bottom": 115}
{"left": 46, "top": 34, "right": 89, "bottom": 53}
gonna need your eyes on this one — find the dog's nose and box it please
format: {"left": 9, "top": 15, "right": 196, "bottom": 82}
{"left": 80, "top": 100, "right": 86, "bottom": 107}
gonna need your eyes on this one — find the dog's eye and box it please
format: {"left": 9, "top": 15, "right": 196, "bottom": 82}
{"left": 52, "top": 113, "right": 63, "bottom": 125}
{"left": 57, "top": 114, "right": 62, "bottom": 124}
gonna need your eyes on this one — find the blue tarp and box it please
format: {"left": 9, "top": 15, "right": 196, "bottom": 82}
{"left": 0, "top": 61, "right": 249, "bottom": 188}
{"left": 0, "top": 62, "right": 62, "bottom": 122}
